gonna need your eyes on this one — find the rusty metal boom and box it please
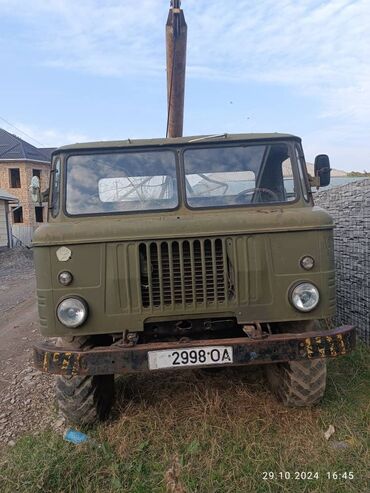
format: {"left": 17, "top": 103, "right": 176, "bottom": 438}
{"left": 166, "top": 0, "right": 187, "bottom": 138}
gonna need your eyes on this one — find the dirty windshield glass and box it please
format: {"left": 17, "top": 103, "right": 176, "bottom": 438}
{"left": 66, "top": 151, "right": 178, "bottom": 215}
{"left": 184, "top": 144, "right": 297, "bottom": 208}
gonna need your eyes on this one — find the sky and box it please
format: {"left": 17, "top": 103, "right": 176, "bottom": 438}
{"left": 0, "top": 0, "right": 369, "bottom": 172}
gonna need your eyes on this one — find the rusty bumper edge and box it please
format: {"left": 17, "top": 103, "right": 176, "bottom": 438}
{"left": 33, "top": 325, "right": 356, "bottom": 377}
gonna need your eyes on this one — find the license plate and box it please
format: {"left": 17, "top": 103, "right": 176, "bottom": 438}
{"left": 148, "top": 346, "right": 233, "bottom": 370}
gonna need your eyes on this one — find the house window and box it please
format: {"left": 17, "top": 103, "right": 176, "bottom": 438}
{"left": 13, "top": 207, "right": 23, "bottom": 223}
{"left": 33, "top": 169, "right": 41, "bottom": 179}
{"left": 35, "top": 206, "right": 44, "bottom": 223}
{"left": 9, "top": 168, "right": 21, "bottom": 188}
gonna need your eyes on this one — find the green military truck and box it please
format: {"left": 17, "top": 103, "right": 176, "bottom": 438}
{"left": 32, "top": 133, "right": 355, "bottom": 425}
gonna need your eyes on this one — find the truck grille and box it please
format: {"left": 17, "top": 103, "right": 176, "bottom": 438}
{"left": 139, "top": 238, "right": 231, "bottom": 308}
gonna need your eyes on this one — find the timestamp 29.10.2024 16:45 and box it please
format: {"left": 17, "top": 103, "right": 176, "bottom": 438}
{"left": 262, "top": 471, "right": 354, "bottom": 481}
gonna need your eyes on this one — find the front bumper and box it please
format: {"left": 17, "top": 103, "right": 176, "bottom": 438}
{"left": 33, "top": 325, "right": 356, "bottom": 377}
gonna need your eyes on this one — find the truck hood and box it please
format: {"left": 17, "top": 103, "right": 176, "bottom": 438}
{"left": 33, "top": 206, "right": 333, "bottom": 247}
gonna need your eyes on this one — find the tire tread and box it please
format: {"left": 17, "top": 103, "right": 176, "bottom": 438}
{"left": 56, "top": 374, "right": 114, "bottom": 426}
{"left": 267, "top": 359, "right": 327, "bottom": 407}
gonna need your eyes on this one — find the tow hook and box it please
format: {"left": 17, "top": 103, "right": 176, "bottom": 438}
{"left": 126, "top": 332, "right": 139, "bottom": 347}
{"left": 114, "top": 331, "right": 139, "bottom": 348}
{"left": 242, "top": 323, "right": 268, "bottom": 339}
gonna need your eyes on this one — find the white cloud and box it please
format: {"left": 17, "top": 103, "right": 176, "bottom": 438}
{"left": 0, "top": 0, "right": 165, "bottom": 76}
{"left": 1, "top": 0, "right": 369, "bottom": 120}
{"left": 2, "top": 121, "right": 91, "bottom": 147}
{"left": 1, "top": 0, "right": 369, "bottom": 168}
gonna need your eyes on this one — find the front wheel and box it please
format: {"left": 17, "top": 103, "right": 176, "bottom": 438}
{"left": 265, "top": 321, "right": 327, "bottom": 407}
{"left": 54, "top": 336, "right": 115, "bottom": 425}
{"left": 266, "top": 359, "right": 327, "bottom": 407}
{"left": 56, "top": 374, "right": 115, "bottom": 426}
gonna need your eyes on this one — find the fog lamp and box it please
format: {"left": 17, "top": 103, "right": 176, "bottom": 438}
{"left": 58, "top": 271, "right": 73, "bottom": 286}
{"left": 57, "top": 297, "right": 88, "bottom": 328}
{"left": 291, "top": 283, "right": 320, "bottom": 312}
{"left": 300, "top": 256, "right": 315, "bottom": 271}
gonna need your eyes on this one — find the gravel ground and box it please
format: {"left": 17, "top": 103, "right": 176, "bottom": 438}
{"left": 0, "top": 248, "right": 59, "bottom": 449}
{"left": 0, "top": 247, "right": 35, "bottom": 314}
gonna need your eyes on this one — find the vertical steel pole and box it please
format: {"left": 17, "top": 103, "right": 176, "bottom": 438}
{"left": 166, "top": 1, "right": 187, "bottom": 138}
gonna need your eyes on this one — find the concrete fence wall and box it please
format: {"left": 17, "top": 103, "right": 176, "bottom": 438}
{"left": 315, "top": 179, "right": 369, "bottom": 344}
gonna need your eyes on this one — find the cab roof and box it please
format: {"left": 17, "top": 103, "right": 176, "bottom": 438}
{"left": 56, "top": 133, "right": 301, "bottom": 154}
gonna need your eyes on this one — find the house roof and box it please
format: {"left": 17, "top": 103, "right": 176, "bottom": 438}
{"left": 38, "top": 147, "right": 56, "bottom": 161}
{"left": 0, "top": 188, "right": 18, "bottom": 202}
{"left": 0, "top": 128, "right": 53, "bottom": 163}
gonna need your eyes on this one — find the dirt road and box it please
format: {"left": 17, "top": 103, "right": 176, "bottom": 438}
{"left": 0, "top": 248, "right": 55, "bottom": 447}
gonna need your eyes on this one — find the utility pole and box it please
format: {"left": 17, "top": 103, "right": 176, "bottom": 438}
{"left": 166, "top": 0, "right": 187, "bottom": 138}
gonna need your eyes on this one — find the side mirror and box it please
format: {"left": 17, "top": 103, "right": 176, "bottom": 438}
{"left": 29, "top": 175, "right": 41, "bottom": 204}
{"left": 314, "top": 154, "right": 331, "bottom": 187}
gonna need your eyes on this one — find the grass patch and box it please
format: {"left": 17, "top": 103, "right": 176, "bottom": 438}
{"left": 1, "top": 345, "right": 369, "bottom": 493}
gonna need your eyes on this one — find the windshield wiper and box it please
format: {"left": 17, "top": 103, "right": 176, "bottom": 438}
{"left": 188, "top": 133, "right": 228, "bottom": 143}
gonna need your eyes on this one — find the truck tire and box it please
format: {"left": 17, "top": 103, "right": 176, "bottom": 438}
{"left": 56, "top": 374, "right": 115, "bottom": 426}
{"left": 265, "top": 321, "right": 327, "bottom": 407}
{"left": 54, "top": 336, "right": 114, "bottom": 425}
{"left": 266, "top": 359, "right": 327, "bottom": 407}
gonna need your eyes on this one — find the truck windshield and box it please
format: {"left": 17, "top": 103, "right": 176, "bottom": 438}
{"left": 184, "top": 143, "right": 297, "bottom": 208}
{"left": 66, "top": 150, "right": 178, "bottom": 215}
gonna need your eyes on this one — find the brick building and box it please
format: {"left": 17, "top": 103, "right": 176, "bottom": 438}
{"left": 0, "top": 128, "right": 55, "bottom": 245}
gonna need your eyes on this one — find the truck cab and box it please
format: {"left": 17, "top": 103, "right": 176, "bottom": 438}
{"left": 32, "top": 133, "right": 355, "bottom": 425}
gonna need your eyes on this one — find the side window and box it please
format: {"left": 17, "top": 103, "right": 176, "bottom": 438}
{"left": 35, "top": 206, "right": 44, "bottom": 223}
{"left": 281, "top": 158, "right": 296, "bottom": 201}
{"left": 295, "top": 146, "right": 309, "bottom": 202}
{"left": 50, "top": 157, "right": 61, "bottom": 218}
{"left": 257, "top": 145, "right": 298, "bottom": 203}
{"left": 12, "top": 206, "right": 23, "bottom": 223}
{"left": 9, "top": 168, "right": 21, "bottom": 188}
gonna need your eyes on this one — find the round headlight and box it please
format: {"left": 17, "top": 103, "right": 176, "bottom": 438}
{"left": 290, "top": 283, "right": 320, "bottom": 312}
{"left": 300, "top": 256, "right": 315, "bottom": 271}
{"left": 58, "top": 271, "right": 73, "bottom": 286}
{"left": 57, "top": 298, "right": 88, "bottom": 328}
